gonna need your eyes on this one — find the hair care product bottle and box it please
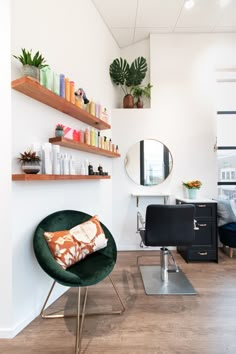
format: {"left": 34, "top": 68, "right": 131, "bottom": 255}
{"left": 80, "top": 129, "right": 84, "bottom": 143}
{"left": 42, "top": 143, "right": 52, "bottom": 174}
{"left": 53, "top": 72, "right": 60, "bottom": 95}
{"left": 70, "top": 81, "right": 75, "bottom": 104}
{"left": 85, "top": 128, "right": 90, "bottom": 145}
{"left": 112, "top": 143, "right": 115, "bottom": 152}
{"left": 45, "top": 67, "right": 53, "bottom": 91}
{"left": 98, "top": 164, "right": 103, "bottom": 175}
{"left": 80, "top": 163, "right": 85, "bottom": 175}
{"left": 65, "top": 78, "right": 70, "bottom": 101}
{"left": 98, "top": 132, "right": 101, "bottom": 148}
{"left": 94, "top": 129, "right": 98, "bottom": 147}
{"left": 88, "top": 162, "right": 94, "bottom": 175}
{"left": 58, "top": 153, "right": 63, "bottom": 174}
{"left": 89, "top": 100, "right": 95, "bottom": 116}
{"left": 90, "top": 128, "right": 93, "bottom": 146}
{"left": 104, "top": 136, "right": 107, "bottom": 150}
{"left": 69, "top": 155, "right": 76, "bottom": 175}
{"left": 84, "top": 159, "right": 89, "bottom": 175}
{"left": 109, "top": 139, "right": 112, "bottom": 151}
{"left": 40, "top": 67, "right": 47, "bottom": 87}
{"left": 52, "top": 145, "right": 61, "bottom": 174}
{"left": 116, "top": 145, "right": 119, "bottom": 154}
{"left": 95, "top": 103, "right": 99, "bottom": 118}
{"left": 101, "top": 107, "right": 108, "bottom": 122}
{"left": 59, "top": 74, "right": 65, "bottom": 98}
{"left": 31, "top": 143, "right": 43, "bottom": 173}
{"left": 63, "top": 154, "right": 69, "bottom": 175}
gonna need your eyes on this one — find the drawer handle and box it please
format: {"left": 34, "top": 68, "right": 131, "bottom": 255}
{"left": 198, "top": 204, "right": 206, "bottom": 208}
{"left": 198, "top": 223, "right": 207, "bottom": 227}
{"left": 198, "top": 252, "right": 208, "bottom": 256}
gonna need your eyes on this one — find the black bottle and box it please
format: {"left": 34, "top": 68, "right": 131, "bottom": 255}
{"left": 98, "top": 164, "right": 103, "bottom": 175}
{"left": 88, "top": 163, "right": 94, "bottom": 175}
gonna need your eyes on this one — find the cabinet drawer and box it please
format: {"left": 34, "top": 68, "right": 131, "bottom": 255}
{"left": 194, "top": 203, "right": 216, "bottom": 218}
{"left": 176, "top": 199, "right": 216, "bottom": 218}
{"left": 187, "top": 249, "right": 217, "bottom": 261}
{"left": 193, "top": 220, "right": 216, "bottom": 247}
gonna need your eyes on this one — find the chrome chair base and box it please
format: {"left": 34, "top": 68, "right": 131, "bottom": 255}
{"left": 140, "top": 265, "right": 197, "bottom": 295}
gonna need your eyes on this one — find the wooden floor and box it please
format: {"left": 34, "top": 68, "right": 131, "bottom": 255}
{"left": 1, "top": 249, "right": 236, "bottom": 354}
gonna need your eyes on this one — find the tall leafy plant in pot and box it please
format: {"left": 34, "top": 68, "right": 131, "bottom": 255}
{"left": 109, "top": 56, "right": 148, "bottom": 108}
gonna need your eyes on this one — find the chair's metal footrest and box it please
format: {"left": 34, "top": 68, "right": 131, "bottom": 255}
{"left": 139, "top": 265, "right": 197, "bottom": 295}
{"left": 167, "top": 266, "right": 179, "bottom": 273}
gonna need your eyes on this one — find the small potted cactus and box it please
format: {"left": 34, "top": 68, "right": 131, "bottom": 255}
{"left": 18, "top": 149, "right": 41, "bottom": 174}
{"left": 55, "top": 124, "right": 65, "bottom": 137}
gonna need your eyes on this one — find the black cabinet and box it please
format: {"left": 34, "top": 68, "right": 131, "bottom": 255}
{"left": 176, "top": 199, "right": 218, "bottom": 262}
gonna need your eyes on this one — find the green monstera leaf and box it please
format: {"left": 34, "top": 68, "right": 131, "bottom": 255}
{"left": 109, "top": 57, "right": 130, "bottom": 86}
{"left": 126, "top": 56, "right": 147, "bottom": 87}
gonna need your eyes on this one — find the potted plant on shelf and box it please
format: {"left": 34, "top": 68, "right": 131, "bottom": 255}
{"left": 109, "top": 56, "right": 148, "bottom": 108}
{"left": 131, "top": 83, "right": 152, "bottom": 108}
{"left": 55, "top": 124, "right": 65, "bottom": 137}
{"left": 18, "top": 149, "right": 41, "bottom": 174}
{"left": 13, "top": 48, "right": 48, "bottom": 82}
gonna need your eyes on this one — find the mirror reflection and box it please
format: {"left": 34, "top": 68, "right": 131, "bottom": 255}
{"left": 125, "top": 139, "right": 173, "bottom": 186}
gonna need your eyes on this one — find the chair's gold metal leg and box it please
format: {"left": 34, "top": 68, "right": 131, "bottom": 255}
{"left": 40, "top": 280, "right": 60, "bottom": 318}
{"left": 108, "top": 275, "right": 125, "bottom": 315}
{"left": 75, "top": 287, "right": 88, "bottom": 354}
{"left": 75, "top": 287, "right": 81, "bottom": 354}
{"left": 79, "top": 287, "right": 88, "bottom": 337}
{"left": 41, "top": 279, "right": 124, "bottom": 354}
{"left": 40, "top": 276, "right": 125, "bottom": 320}
{"left": 41, "top": 280, "right": 76, "bottom": 319}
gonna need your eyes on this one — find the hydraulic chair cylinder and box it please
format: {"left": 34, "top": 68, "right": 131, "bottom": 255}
{"left": 160, "top": 247, "right": 169, "bottom": 282}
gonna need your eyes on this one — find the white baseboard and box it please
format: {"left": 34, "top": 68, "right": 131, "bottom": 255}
{"left": 0, "top": 286, "right": 67, "bottom": 339}
{"left": 0, "top": 309, "right": 39, "bottom": 338}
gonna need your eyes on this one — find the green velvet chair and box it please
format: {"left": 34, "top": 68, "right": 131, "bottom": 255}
{"left": 33, "top": 210, "right": 125, "bottom": 354}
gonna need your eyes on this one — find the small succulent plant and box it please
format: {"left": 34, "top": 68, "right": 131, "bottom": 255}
{"left": 18, "top": 150, "right": 41, "bottom": 163}
{"left": 55, "top": 124, "right": 64, "bottom": 130}
{"left": 13, "top": 48, "right": 48, "bottom": 68}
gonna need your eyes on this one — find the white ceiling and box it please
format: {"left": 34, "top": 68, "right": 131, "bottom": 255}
{"left": 92, "top": 0, "right": 236, "bottom": 48}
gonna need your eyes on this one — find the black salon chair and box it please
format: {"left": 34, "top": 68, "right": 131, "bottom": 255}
{"left": 137, "top": 204, "right": 197, "bottom": 295}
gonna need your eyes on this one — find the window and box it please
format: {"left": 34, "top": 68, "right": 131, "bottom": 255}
{"left": 217, "top": 111, "right": 236, "bottom": 213}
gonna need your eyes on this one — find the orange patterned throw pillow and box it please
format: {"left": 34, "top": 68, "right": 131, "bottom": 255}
{"left": 44, "top": 216, "right": 108, "bottom": 269}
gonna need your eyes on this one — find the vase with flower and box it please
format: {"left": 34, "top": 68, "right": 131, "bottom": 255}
{"left": 182, "top": 180, "right": 202, "bottom": 199}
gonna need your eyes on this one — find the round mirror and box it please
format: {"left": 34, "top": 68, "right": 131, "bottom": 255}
{"left": 125, "top": 139, "right": 173, "bottom": 186}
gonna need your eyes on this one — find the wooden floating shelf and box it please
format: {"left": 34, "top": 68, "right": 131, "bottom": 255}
{"left": 11, "top": 76, "right": 111, "bottom": 130}
{"left": 49, "top": 136, "right": 121, "bottom": 158}
{"left": 12, "top": 174, "right": 111, "bottom": 181}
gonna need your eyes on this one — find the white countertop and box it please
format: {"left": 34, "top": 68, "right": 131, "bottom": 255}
{"left": 176, "top": 197, "right": 217, "bottom": 203}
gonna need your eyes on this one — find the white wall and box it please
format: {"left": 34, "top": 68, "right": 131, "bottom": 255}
{"left": 0, "top": 0, "right": 120, "bottom": 338}
{"left": 112, "top": 33, "right": 236, "bottom": 250}
{"left": 0, "top": 0, "right": 12, "bottom": 337}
